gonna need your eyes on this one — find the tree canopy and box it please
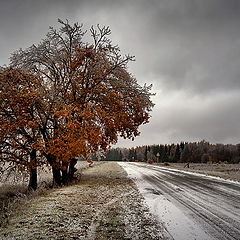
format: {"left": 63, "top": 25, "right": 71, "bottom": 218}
{"left": 0, "top": 19, "right": 154, "bottom": 188}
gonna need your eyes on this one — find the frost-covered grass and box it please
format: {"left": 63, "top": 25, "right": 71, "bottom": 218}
{"left": 0, "top": 161, "right": 91, "bottom": 187}
{"left": 0, "top": 161, "right": 91, "bottom": 227}
{"left": 156, "top": 162, "right": 240, "bottom": 182}
{"left": 0, "top": 162, "right": 166, "bottom": 239}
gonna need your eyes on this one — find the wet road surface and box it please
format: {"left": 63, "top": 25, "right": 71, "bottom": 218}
{"left": 120, "top": 162, "right": 240, "bottom": 240}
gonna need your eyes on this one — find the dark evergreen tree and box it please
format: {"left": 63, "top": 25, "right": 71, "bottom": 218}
{"left": 128, "top": 149, "right": 135, "bottom": 161}
{"left": 174, "top": 144, "right": 181, "bottom": 162}
{"left": 162, "top": 145, "right": 169, "bottom": 162}
{"left": 180, "top": 142, "right": 185, "bottom": 151}
{"left": 104, "top": 149, "right": 123, "bottom": 161}
{"left": 144, "top": 147, "right": 148, "bottom": 162}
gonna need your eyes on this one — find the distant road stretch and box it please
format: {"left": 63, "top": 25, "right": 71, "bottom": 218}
{"left": 119, "top": 162, "right": 240, "bottom": 240}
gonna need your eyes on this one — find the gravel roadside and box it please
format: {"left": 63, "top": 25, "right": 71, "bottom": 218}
{"left": 0, "top": 162, "right": 167, "bottom": 240}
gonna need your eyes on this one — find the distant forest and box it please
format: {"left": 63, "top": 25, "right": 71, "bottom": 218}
{"left": 103, "top": 141, "right": 240, "bottom": 164}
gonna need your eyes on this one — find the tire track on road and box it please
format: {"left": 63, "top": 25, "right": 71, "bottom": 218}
{"left": 126, "top": 163, "right": 240, "bottom": 240}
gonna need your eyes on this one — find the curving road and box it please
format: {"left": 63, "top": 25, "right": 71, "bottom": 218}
{"left": 119, "top": 162, "right": 240, "bottom": 240}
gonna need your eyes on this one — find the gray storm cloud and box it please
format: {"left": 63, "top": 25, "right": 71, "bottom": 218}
{"left": 1, "top": 0, "right": 240, "bottom": 146}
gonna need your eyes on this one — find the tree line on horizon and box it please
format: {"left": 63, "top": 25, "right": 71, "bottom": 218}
{"left": 104, "top": 140, "right": 240, "bottom": 164}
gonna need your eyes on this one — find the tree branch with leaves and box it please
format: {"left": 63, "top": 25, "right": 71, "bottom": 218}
{"left": 2, "top": 19, "right": 154, "bottom": 187}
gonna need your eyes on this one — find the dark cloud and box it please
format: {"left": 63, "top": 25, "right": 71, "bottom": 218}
{"left": 118, "top": 89, "right": 240, "bottom": 147}
{"left": 133, "top": 0, "right": 240, "bottom": 93}
{"left": 156, "top": 90, "right": 240, "bottom": 144}
{"left": 1, "top": 0, "right": 240, "bottom": 146}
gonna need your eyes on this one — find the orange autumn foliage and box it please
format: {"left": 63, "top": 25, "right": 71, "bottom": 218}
{"left": 1, "top": 19, "right": 154, "bottom": 185}
{"left": 0, "top": 67, "right": 42, "bottom": 173}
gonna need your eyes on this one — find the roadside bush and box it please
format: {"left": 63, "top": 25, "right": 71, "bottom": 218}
{"left": 163, "top": 162, "right": 170, "bottom": 166}
{"left": 147, "top": 159, "right": 154, "bottom": 164}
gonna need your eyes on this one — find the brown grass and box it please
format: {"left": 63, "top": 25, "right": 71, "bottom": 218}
{"left": 214, "top": 168, "right": 238, "bottom": 172}
{"left": 156, "top": 163, "right": 240, "bottom": 182}
{"left": 0, "top": 182, "right": 54, "bottom": 227}
{"left": 0, "top": 161, "right": 106, "bottom": 227}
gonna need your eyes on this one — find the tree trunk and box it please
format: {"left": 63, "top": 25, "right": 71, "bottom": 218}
{"left": 46, "top": 154, "right": 62, "bottom": 186}
{"left": 68, "top": 158, "right": 78, "bottom": 180}
{"left": 28, "top": 149, "right": 37, "bottom": 190}
{"left": 61, "top": 162, "right": 69, "bottom": 184}
{"left": 52, "top": 167, "right": 62, "bottom": 186}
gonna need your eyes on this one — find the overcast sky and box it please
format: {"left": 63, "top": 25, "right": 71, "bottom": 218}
{"left": 1, "top": 0, "right": 240, "bottom": 147}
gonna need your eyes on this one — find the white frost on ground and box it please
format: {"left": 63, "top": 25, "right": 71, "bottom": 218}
{"left": 118, "top": 162, "right": 213, "bottom": 240}
{"left": 150, "top": 165, "right": 240, "bottom": 186}
{"left": 1, "top": 162, "right": 167, "bottom": 240}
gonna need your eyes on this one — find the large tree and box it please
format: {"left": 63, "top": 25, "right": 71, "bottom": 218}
{"left": 5, "top": 19, "right": 154, "bottom": 186}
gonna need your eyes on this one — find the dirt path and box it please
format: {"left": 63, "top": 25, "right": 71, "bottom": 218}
{"left": 0, "top": 162, "right": 166, "bottom": 240}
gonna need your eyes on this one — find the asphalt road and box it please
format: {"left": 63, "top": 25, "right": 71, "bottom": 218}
{"left": 121, "top": 163, "right": 240, "bottom": 240}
